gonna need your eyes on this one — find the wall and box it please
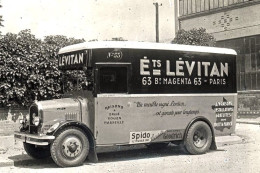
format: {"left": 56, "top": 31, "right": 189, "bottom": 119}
{"left": 0, "top": 108, "right": 28, "bottom": 136}
{"left": 179, "top": 2, "right": 260, "bottom": 41}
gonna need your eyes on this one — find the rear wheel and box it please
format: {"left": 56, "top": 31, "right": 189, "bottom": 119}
{"left": 50, "top": 127, "right": 89, "bottom": 167}
{"left": 23, "top": 143, "right": 50, "bottom": 159}
{"left": 184, "top": 121, "right": 212, "bottom": 155}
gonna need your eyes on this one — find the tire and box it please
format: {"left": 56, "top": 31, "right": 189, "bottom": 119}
{"left": 50, "top": 127, "right": 89, "bottom": 167}
{"left": 23, "top": 143, "right": 51, "bottom": 159}
{"left": 184, "top": 121, "right": 212, "bottom": 155}
{"left": 146, "top": 142, "right": 169, "bottom": 149}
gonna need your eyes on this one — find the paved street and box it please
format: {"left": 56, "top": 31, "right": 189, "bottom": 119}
{"left": 0, "top": 123, "right": 259, "bottom": 173}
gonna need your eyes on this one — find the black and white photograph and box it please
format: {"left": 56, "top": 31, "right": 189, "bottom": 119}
{"left": 0, "top": 0, "right": 259, "bottom": 172}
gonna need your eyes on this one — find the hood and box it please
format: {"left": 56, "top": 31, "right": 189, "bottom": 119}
{"left": 37, "top": 98, "right": 82, "bottom": 124}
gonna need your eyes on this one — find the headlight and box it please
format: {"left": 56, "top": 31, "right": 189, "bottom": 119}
{"left": 32, "top": 115, "right": 40, "bottom": 126}
{"left": 19, "top": 115, "right": 29, "bottom": 125}
{"left": 19, "top": 119, "right": 24, "bottom": 124}
{"left": 47, "top": 122, "right": 60, "bottom": 133}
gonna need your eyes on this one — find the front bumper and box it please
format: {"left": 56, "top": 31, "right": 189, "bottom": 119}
{"left": 14, "top": 131, "right": 55, "bottom": 146}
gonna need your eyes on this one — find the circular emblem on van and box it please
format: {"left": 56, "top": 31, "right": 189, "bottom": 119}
{"left": 107, "top": 49, "right": 123, "bottom": 60}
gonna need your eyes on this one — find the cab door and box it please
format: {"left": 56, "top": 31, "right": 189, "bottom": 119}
{"left": 95, "top": 63, "right": 131, "bottom": 145}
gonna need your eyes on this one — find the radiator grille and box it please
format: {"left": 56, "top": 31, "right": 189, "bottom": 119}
{"left": 29, "top": 105, "right": 39, "bottom": 134}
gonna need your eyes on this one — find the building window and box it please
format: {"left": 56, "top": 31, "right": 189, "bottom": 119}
{"left": 217, "top": 35, "right": 260, "bottom": 91}
{"left": 179, "top": 0, "right": 259, "bottom": 17}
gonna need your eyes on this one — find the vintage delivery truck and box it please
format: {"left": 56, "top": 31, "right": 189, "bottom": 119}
{"left": 14, "top": 41, "right": 237, "bottom": 167}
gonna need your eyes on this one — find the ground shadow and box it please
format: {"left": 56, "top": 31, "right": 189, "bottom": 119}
{"left": 95, "top": 145, "right": 188, "bottom": 164}
{"left": 8, "top": 155, "right": 57, "bottom": 168}
{"left": 8, "top": 144, "right": 220, "bottom": 169}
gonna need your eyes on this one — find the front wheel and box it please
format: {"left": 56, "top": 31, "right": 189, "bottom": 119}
{"left": 184, "top": 121, "right": 212, "bottom": 155}
{"left": 50, "top": 127, "right": 89, "bottom": 167}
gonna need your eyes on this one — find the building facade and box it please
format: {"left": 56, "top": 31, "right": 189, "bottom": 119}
{"left": 177, "top": 0, "right": 260, "bottom": 91}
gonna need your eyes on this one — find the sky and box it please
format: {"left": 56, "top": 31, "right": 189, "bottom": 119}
{"left": 0, "top": 0, "right": 176, "bottom": 43}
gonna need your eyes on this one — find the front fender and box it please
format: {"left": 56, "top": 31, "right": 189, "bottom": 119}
{"left": 49, "top": 121, "right": 93, "bottom": 138}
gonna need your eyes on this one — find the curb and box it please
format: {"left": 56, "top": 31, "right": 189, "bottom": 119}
{"left": 0, "top": 161, "right": 13, "bottom": 167}
{"left": 236, "top": 120, "right": 260, "bottom": 125}
{"left": 215, "top": 135, "right": 243, "bottom": 147}
{"left": 0, "top": 157, "right": 54, "bottom": 167}
{"left": 0, "top": 156, "right": 33, "bottom": 167}
{"left": 0, "top": 160, "right": 16, "bottom": 167}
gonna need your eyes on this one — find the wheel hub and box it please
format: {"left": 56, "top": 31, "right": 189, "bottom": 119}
{"left": 62, "top": 137, "right": 82, "bottom": 158}
{"left": 68, "top": 143, "right": 77, "bottom": 153}
{"left": 193, "top": 129, "right": 207, "bottom": 148}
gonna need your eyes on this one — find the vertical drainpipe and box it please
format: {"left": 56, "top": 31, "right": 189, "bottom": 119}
{"left": 174, "top": 0, "right": 180, "bottom": 36}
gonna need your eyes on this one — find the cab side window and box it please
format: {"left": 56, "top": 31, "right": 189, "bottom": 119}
{"left": 99, "top": 67, "right": 127, "bottom": 93}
